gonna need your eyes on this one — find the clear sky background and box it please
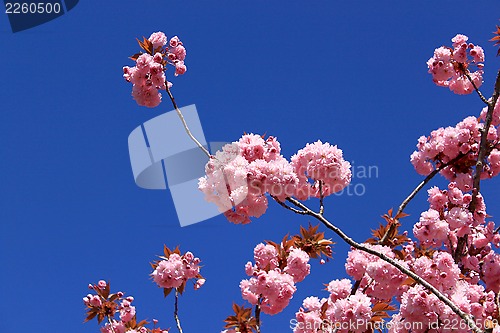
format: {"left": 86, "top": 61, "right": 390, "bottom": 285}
{"left": 1, "top": 1, "right": 500, "bottom": 333}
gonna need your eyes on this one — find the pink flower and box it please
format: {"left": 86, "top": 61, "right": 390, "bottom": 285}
{"left": 427, "top": 34, "right": 484, "bottom": 95}
{"left": 326, "top": 279, "right": 352, "bottom": 302}
{"left": 240, "top": 270, "right": 296, "bottom": 315}
{"left": 253, "top": 243, "right": 279, "bottom": 271}
{"left": 291, "top": 141, "right": 351, "bottom": 199}
{"left": 175, "top": 61, "right": 187, "bottom": 76}
{"left": 482, "top": 251, "right": 500, "bottom": 292}
{"left": 169, "top": 36, "right": 181, "bottom": 47}
{"left": 328, "top": 293, "right": 372, "bottom": 333}
{"left": 83, "top": 294, "right": 102, "bottom": 307}
{"left": 149, "top": 32, "right": 167, "bottom": 49}
{"left": 172, "top": 45, "right": 186, "bottom": 61}
{"left": 194, "top": 278, "right": 205, "bottom": 290}
{"left": 119, "top": 299, "right": 136, "bottom": 323}
{"left": 284, "top": 248, "right": 311, "bottom": 283}
{"left": 151, "top": 251, "right": 202, "bottom": 289}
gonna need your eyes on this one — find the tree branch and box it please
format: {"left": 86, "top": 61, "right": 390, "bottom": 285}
{"left": 255, "top": 300, "right": 262, "bottom": 333}
{"left": 454, "top": 71, "right": 500, "bottom": 262}
{"left": 271, "top": 196, "right": 308, "bottom": 215}
{"left": 281, "top": 197, "right": 484, "bottom": 333}
{"left": 463, "top": 69, "right": 489, "bottom": 105}
{"left": 174, "top": 290, "right": 183, "bottom": 333}
{"left": 379, "top": 153, "right": 468, "bottom": 245}
{"left": 165, "top": 83, "right": 211, "bottom": 159}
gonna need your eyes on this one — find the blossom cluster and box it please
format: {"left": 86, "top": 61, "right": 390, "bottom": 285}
{"left": 240, "top": 242, "right": 311, "bottom": 315}
{"left": 345, "top": 244, "right": 409, "bottom": 300}
{"left": 83, "top": 280, "right": 169, "bottom": 333}
{"left": 198, "top": 134, "right": 351, "bottom": 224}
{"left": 427, "top": 34, "right": 484, "bottom": 95}
{"left": 123, "top": 32, "right": 187, "bottom": 108}
{"left": 293, "top": 280, "right": 373, "bottom": 333}
{"left": 410, "top": 115, "right": 500, "bottom": 192}
{"left": 151, "top": 246, "right": 205, "bottom": 292}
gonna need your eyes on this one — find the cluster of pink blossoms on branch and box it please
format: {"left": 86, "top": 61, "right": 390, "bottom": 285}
{"left": 83, "top": 280, "right": 169, "bottom": 333}
{"left": 123, "top": 32, "right": 187, "bottom": 108}
{"left": 94, "top": 29, "right": 500, "bottom": 333}
{"left": 84, "top": 246, "right": 203, "bottom": 333}
{"left": 198, "top": 134, "right": 351, "bottom": 224}
{"left": 240, "top": 243, "right": 311, "bottom": 315}
{"left": 410, "top": 108, "right": 500, "bottom": 191}
{"left": 151, "top": 246, "right": 205, "bottom": 294}
{"left": 427, "top": 34, "right": 484, "bottom": 95}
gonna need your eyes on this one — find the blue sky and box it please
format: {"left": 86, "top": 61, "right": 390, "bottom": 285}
{"left": 1, "top": 1, "right": 500, "bottom": 332}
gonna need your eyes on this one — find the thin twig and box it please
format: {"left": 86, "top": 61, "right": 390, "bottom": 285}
{"left": 282, "top": 197, "right": 484, "bottom": 333}
{"left": 350, "top": 279, "right": 361, "bottom": 296}
{"left": 107, "top": 316, "right": 117, "bottom": 333}
{"left": 174, "top": 290, "right": 183, "bottom": 333}
{"left": 470, "top": 70, "right": 500, "bottom": 213}
{"left": 255, "top": 300, "right": 262, "bottom": 333}
{"left": 271, "top": 195, "right": 308, "bottom": 215}
{"left": 165, "top": 83, "right": 211, "bottom": 159}
{"left": 319, "top": 181, "right": 325, "bottom": 215}
{"left": 463, "top": 70, "right": 490, "bottom": 105}
{"left": 455, "top": 71, "right": 500, "bottom": 263}
{"left": 379, "top": 153, "right": 467, "bottom": 245}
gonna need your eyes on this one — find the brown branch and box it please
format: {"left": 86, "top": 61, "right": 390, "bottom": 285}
{"left": 255, "top": 300, "right": 262, "bottom": 333}
{"left": 464, "top": 70, "right": 490, "bottom": 105}
{"left": 107, "top": 316, "right": 117, "bottom": 333}
{"left": 271, "top": 196, "right": 308, "bottom": 215}
{"left": 379, "top": 153, "right": 467, "bottom": 245}
{"left": 319, "top": 181, "right": 325, "bottom": 215}
{"left": 165, "top": 83, "right": 211, "bottom": 159}
{"left": 455, "top": 70, "right": 500, "bottom": 263}
{"left": 470, "top": 70, "right": 500, "bottom": 213}
{"left": 174, "top": 290, "right": 183, "bottom": 333}
{"left": 281, "top": 197, "right": 484, "bottom": 333}
{"left": 350, "top": 279, "right": 361, "bottom": 296}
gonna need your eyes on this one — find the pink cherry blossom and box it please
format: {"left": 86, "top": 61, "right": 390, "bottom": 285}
{"left": 427, "top": 34, "right": 484, "bottom": 95}
{"left": 291, "top": 140, "right": 351, "bottom": 200}
{"left": 148, "top": 31, "right": 167, "bottom": 49}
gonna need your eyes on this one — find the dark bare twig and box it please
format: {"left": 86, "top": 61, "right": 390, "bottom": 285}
{"left": 271, "top": 196, "right": 308, "bottom": 215}
{"left": 174, "top": 290, "right": 183, "bottom": 333}
{"left": 454, "top": 71, "right": 500, "bottom": 262}
{"left": 165, "top": 83, "right": 211, "bottom": 159}
{"left": 463, "top": 70, "right": 490, "bottom": 105}
{"left": 319, "top": 181, "right": 325, "bottom": 215}
{"left": 470, "top": 70, "right": 500, "bottom": 213}
{"left": 379, "top": 154, "right": 468, "bottom": 245}
{"left": 255, "top": 300, "right": 262, "bottom": 333}
{"left": 350, "top": 279, "right": 361, "bottom": 296}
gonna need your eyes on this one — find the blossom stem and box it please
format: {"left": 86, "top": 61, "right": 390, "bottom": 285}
{"left": 464, "top": 70, "right": 489, "bottom": 105}
{"left": 319, "top": 181, "right": 325, "bottom": 215}
{"left": 174, "top": 290, "right": 183, "bottom": 333}
{"left": 107, "top": 316, "right": 117, "bottom": 333}
{"left": 282, "top": 197, "right": 485, "bottom": 333}
{"left": 165, "top": 83, "right": 211, "bottom": 159}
